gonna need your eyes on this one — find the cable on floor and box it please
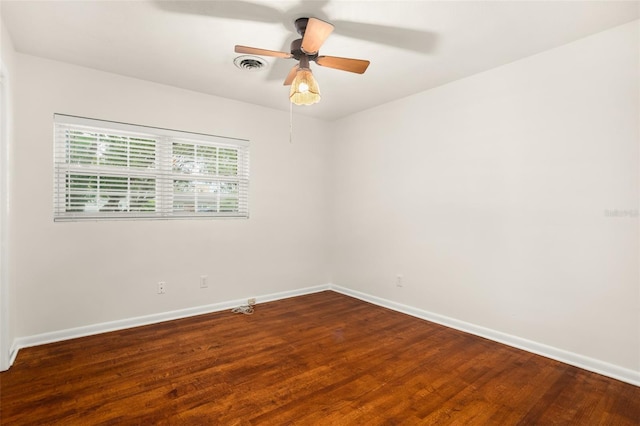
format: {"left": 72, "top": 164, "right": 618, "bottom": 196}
{"left": 231, "top": 304, "right": 255, "bottom": 315}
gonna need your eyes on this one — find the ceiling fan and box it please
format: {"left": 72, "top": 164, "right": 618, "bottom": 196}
{"left": 235, "top": 17, "right": 370, "bottom": 106}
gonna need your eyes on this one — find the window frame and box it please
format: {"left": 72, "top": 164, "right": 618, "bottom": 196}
{"left": 53, "top": 114, "right": 250, "bottom": 221}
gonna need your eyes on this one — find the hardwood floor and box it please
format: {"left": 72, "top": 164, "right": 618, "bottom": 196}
{"left": 1, "top": 291, "right": 639, "bottom": 425}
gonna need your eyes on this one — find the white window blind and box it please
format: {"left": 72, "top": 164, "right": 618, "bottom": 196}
{"left": 54, "top": 114, "right": 249, "bottom": 221}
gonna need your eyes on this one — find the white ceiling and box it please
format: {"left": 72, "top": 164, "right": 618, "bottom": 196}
{"left": 2, "top": 1, "right": 638, "bottom": 120}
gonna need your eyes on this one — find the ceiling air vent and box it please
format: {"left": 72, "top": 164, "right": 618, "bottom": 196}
{"left": 233, "top": 55, "right": 267, "bottom": 71}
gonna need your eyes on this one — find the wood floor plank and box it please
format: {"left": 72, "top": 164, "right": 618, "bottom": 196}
{"left": 1, "top": 291, "right": 639, "bottom": 425}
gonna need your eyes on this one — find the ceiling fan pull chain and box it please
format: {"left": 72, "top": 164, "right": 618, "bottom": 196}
{"left": 289, "top": 100, "right": 294, "bottom": 144}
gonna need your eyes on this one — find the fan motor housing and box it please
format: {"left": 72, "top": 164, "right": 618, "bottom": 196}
{"left": 290, "top": 39, "right": 318, "bottom": 61}
{"left": 292, "top": 18, "right": 321, "bottom": 59}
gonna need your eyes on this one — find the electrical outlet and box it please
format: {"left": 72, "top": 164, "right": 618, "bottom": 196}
{"left": 248, "top": 298, "right": 256, "bottom": 305}
{"left": 158, "top": 281, "right": 166, "bottom": 294}
{"left": 200, "top": 275, "right": 208, "bottom": 288}
{"left": 395, "top": 274, "right": 403, "bottom": 288}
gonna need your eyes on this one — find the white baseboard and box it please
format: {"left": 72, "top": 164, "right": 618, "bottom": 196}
{"left": 8, "top": 282, "right": 639, "bottom": 387}
{"left": 330, "top": 284, "right": 640, "bottom": 387}
{"left": 9, "top": 284, "right": 330, "bottom": 368}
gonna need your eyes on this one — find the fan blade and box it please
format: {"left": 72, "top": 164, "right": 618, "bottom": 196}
{"left": 235, "top": 45, "right": 292, "bottom": 59}
{"left": 283, "top": 65, "right": 299, "bottom": 86}
{"left": 315, "top": 56, "right": 370, "bottom": 74}
{"left": 301, "top": 18, "right": 334, "bottom": 54}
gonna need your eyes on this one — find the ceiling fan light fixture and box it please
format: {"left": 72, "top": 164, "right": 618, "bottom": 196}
{"left": 289, "top": 67, "right": 321, "bottom": 105}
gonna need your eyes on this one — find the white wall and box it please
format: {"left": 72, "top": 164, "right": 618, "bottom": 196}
{"left": 330, "top": 21, "right": 639, "bottom": 371}
{"left": 11, "top": 54, "right": 331, "bottom": 338}
{"left": 0, "top": 16, "right": 17, "bottom": 370}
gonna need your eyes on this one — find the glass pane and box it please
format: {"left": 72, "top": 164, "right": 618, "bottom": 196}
{"left": 129, "top": 177, "right": 156, "bottom": 212}
{"left": 197, "top": 200, "right": 218, "bottom": 213}
{"left": 196, "top": 145, "right": 217, "bottom": 175}
{"left": 67, "top": 130, "right": 156, "bottom": 169}
{"left": 129, "top": 137, "right": 156, "bottom": 168}
{"left": 67, "top": 131, "right": 99, "bottom": 165}
{"left": 220, "top": 197, "right": 239, "bottom": 213}
{"left": 173, "top": 179, "right": 194, "bottom": 193}
{"left": 173, "top": 197, "right": 195, "bottom": 212}
{"left": 220, "top": 182, "right": 238, "bottom": 195}
{"left": 218, "top": 148, "right": 238, "bottom": 176}
{"left": 99, "top": 135, "right": 128, "bottom": 167}
{"left": 66, "top": 174, "right": 97, "bottom": 212}
{"left": 65, "top": 174, "right": 156, "bottom": 213}
{"left": 173, "top": 179, "right": 225, "bottom": 213}
{"left": 173, "top": 143, "right": 195, "bottom": 173}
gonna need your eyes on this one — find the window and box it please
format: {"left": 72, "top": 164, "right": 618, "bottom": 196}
{"left": 54, "top": 114, "right": 249, "bottom": 221}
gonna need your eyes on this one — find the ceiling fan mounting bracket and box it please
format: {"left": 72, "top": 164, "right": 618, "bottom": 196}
{"left": 294, "top": 17, "right": 309, "bottom": 37}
